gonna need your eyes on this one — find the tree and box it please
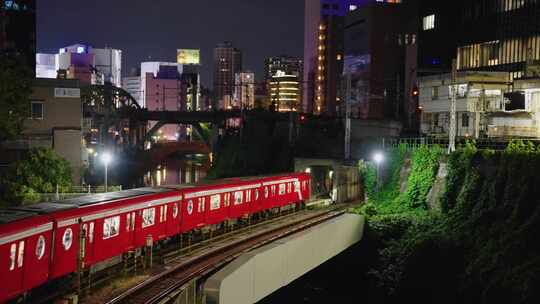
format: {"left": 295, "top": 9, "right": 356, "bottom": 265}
{"left": 0, "top": 53, "right": 33, "bottom": 142}
{"left": 3, "top": 148, "right": 72, "bottom": 205}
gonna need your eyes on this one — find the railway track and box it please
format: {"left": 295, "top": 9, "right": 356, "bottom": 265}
{"left": 104, "top": 207, "right": 347, "bottom": 304}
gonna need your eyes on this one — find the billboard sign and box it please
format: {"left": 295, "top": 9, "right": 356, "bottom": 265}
{"left": 177, "top": 49, "right": 200, "bottom": 65}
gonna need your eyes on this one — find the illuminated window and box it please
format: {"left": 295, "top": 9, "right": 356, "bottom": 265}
{"left": 349, "top": 5, "right": 358, "bottom": 11}
{"left": 234, "top": 191, "right": 243, "bottom": 205}
{"left": 432, "top": 86, "right": 439, "bottom": 100}
{"left": 337, "top": 54, "right": 342, "bottom": 61}
{"left": 423, "top": 14, "right": 435, "bottom": 30}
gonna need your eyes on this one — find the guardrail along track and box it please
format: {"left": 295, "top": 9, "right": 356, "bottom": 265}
{"left": 105, "top": 207, "right": 346, "bottom": 304}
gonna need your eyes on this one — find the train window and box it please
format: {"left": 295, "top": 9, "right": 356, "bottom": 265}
{"left": 126, "top": 213, "right": 131, "bottom": 231}
{"left": 63, "top": 228, "right": 73, "bottom": 250}
{"left": 142, "top": 208, "right": 156, "bottom": 228}
{"left": 199, "top": 198, "right": 205, "bottom": 212}
{"left": 17, "top": 241, "right": 24, "bottom": 267}
{"left": 103, "top": 216, "right": 120, "bottom": 239}
{"left": 294, "top": 181, "right": 300, "bottom": 192}
{"left": 210, "top": 195, "right": 221, "bottom": 210}
{"left": 278, "top": 184, "right": 285, "bottom": 195}
{"left": 264, "top": 187, "right": 269, "bottom": 198}
{"left": 224, "top": 194, "right": 230, "bottom": 206}
{"left": 36, "top": 235, "right": 45, "bottom": 260}
{"left": 9, "top": 243, "right": 16, "bottom": 270}
{"left": 246, "top": 190, "right": 251, "bottom": 203}
{"left": 234, "top": 191, "right": 243, "bottom": 205}
{"left": 255, "top": 189, "right": 259, "bottom": 201}
{"left": 89, "top": 222, "right": 94, "bottom": 243}
{"left": 187, "top": 200, "right": 194, "bottom": 215}
{"left": 173, "top": 203, "right": 179, "bottom": 218}
{"left": 159, "top": 206, "right": 167, "bottom": 222}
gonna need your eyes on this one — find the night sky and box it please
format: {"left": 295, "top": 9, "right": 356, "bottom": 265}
{"left": 37, "top": 0, "right": 305, "bottom": 87}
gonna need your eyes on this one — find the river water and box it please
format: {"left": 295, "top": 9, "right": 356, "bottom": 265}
{"left": 143, "top": 156, "right": 210, "bottom": 186}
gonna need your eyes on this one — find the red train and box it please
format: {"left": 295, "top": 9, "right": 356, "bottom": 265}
{"left": 0, "top": 173, "right": 310, "bottom": 303}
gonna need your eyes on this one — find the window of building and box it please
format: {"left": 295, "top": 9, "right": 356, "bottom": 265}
{"left": 31, "top": 101, "right": 44, "bottom": 119}
{"left": 142, "top": 208, "right": 155, "bottom": 228}
{"left": 349, "top": 4, "right": 357, "bottom": 11}
{"left": 423, "top": 14, "right": 435, "bottom": 31}
{"left": 432, "top": 86, "right": 439, "bottom": 100}
{"left": 103, "top": 216, "right": 120, "bottom": 239}
{"left": 462, "top": 113, "right": 469, "bottom": 127}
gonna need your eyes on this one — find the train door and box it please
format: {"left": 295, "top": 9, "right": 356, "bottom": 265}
{"left": 125, "top": 212, "right": 136, "bottom": 249}
{"left": 3, "top": 240, "right": 25, "bottom": 302}
{"left": 82, "top": 221, "right": 95, "bottom": 265}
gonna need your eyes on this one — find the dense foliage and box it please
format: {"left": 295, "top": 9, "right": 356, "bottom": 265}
{"left": 0, "top": 53, "right": 33, "bottom": 143}
{"left": 357, "top": 141, "right": 540, "bottom": 304}
{"left": 2, "top": 148, "right": 72, "bottom": 205}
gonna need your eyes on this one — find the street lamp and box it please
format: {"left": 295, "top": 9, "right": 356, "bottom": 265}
{"left": 101, "top": 152, "right": 113, "bottom": 192}
{"left": 373, "top": 152, "right": 384, "bottom": 192}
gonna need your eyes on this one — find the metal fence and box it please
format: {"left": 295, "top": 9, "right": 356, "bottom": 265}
{"left": 382, "top": 137, "right": 539, "bottom": 151}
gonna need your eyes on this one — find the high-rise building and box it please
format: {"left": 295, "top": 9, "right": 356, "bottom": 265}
{"left": 303, "top": 0, "right": 360, "bottom": 115}
{"left": 213, "top": 42, "right": 242, "bottom": 109}
{"left": 344, "top": 0, "right": 413, "bottom": 120}
{"left": 36, "top": 44, "right": 122, "bottom": 87}
{"left": 269, "top": 71, "right": 302, "bottom": 112}
{"left": 234, "top": 71, "right": 255, "bottom": 109}
{"left": 264, "top": 56, "right": 303, "bottom": 84}
{"left": 1, "top": 0, "right": 36, "bottom": 70}
{"left": 177, "top": 49, "right": 201, "bottom": 111}
{"left": 142, "top": 63, "right": 186, "bottom": 142}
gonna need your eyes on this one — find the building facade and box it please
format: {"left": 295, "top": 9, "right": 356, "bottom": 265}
{"left": 269, "top": 71, "right": 302, "bottom": 112}
{"left": 36, "top": 44, "right": 122, "bottom": 87}
{"left": 1, "top": 0, "right": 36, "bottom": 69}
{"left": 4, "top": 78, "right": 85, "bottom": 183}
{"left": 344, "top": 0, "right": 411, "bottom": 121}
{"left": 122, "top": 76, "right": 142, "bottom": 107}
{"left": 234, "top": 71, "right": 255, "bottom": 109}
{"left": 213, "top": 42, "right": 242, "bottom": 109}
{"left": 304, "top": 0, "right": 374, "bottom": 115}
{"left": 418, "top": 71, "right": 515, "bottom": 139}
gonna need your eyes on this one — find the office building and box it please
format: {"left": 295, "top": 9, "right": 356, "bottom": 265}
{"left": 213, "top": 42, "right": 242, "bottom": 109}
{"left": 264, "top": 56, "right": 303, "bottom": 84}
{"left": 177, "top": 50, "right": 202, "bottom": 111}
{"left": 269, "top": 71, "right": 302, "bottom": 112}
{"left": 122, "top": 76, "right": 142, "bottom": 107}
{"left": 343, "top": 0, "right": 412, "bottom": 120}
{"left": 234, "top": 71, "right": 255, "bottom": 109}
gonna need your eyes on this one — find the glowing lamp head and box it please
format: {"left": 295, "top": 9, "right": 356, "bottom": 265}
{"left": 373, "top": 152, "right": 384, "bottom": 164}
{"left": 101, "top": 152, "right": 112, "bottom": 165}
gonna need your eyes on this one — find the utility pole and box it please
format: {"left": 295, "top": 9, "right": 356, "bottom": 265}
{"left": 345, "top": 73, "right": 352, "bottom": 160}
{"left": 448, "top": 59, "right": 457, "bottom": 153}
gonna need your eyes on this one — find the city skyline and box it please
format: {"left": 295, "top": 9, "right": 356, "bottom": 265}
{"left": 36, "top": 0, "right": 305, "bottom": 87}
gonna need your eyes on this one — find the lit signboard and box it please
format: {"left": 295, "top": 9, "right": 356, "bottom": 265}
{"left": 177, "top": 49, "right": 200, "bottom": 65}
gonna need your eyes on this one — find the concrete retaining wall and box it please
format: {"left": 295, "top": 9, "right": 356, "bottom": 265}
{"left": 204, "top": 213, "right": 365, "bottom": 304}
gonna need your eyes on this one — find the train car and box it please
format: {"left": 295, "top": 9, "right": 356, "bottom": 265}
{"left": 0, "top": 172, "right": 312, "bottom": 303}
{"left": 0, "top": 209, "right": 58, "bottom": 303}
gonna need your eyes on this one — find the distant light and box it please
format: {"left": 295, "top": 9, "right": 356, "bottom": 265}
{"left": 373, "top": 152, "right": 384, "bottom": 164}
{"left": 305, "top": 168, "right": 311, "bottom": 174}
{"left": 102, "top": 152, "right": 113, "bottom": 165}
{"left": 349, "top": 5, "right": 358, "bottom": 11}
{"left": 77, "top": 46, "right": 85, "bottom": 54}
